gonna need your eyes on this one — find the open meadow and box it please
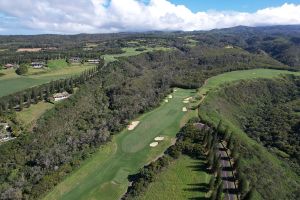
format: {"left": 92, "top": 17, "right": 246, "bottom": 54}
{"left": 43, "top": 88, "right": 197, "bottom": 200}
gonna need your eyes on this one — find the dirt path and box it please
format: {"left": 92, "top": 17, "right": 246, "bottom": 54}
{"left": 218, "top": 143, "right": 238, "bottom": 200}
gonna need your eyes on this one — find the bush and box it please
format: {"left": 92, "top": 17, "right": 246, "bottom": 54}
{"left": 15, "top": 65, "right": 28, "bottom": 75}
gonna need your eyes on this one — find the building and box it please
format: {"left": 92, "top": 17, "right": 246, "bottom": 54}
{"left": 53, "top": 92, "right": 70, "bottom": 101}
{"left": 31, "top": 62, "right": 45, "bottom": 69}
{"left": 0, "top": 123, "right": 11, "bottom": 140}
{"left": 87, "top": 59, "right": 100, "bottom": 64}
{"left": 69, "top": 57, "right": 81, "bottom": 63}
{"left": 3, "top": 64, "right": 18, "bottom": 69}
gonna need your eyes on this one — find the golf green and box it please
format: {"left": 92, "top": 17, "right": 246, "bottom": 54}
{"left": 44, "top": 88, "right": 196, "bottom": 200}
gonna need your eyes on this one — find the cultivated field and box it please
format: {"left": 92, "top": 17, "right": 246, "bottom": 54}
{"left": 139, "top": 155, "right": 210, "bottom": 200}
{"left": 43, "top": 88, "right": 196, "bottom": 200}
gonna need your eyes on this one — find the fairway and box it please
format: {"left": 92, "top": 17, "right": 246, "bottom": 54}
{"left": 43, "top": 88, "right": 196, "bottom": 200}
{"left": 139, "top": 155, "right": 210, "bottom": 200}
{"left": 0, "top": 65, "right": 94, "bottom": 97}
{"left": 103, "top": 47, "right": 171, "bottom": 63}
{"left": 199, "top": 68, "right": 300, "bottom": 96}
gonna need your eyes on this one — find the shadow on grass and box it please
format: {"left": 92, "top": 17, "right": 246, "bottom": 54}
{"left": 187, "top": 161, "right": 210, "bottom": 173}
{"left": 184, "top": 183, "right": 209, "bottom": 200}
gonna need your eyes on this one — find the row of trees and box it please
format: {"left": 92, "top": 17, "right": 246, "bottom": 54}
{"left": 202, "top": 121, "right": 254, "bottom": 200}
{"left": 0, "top": 59, "right": 104, "bottom": 115}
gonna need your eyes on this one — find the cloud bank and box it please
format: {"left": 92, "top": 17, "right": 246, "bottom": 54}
{"left": 0, "top": 0, "right": 300, "bottom": 34}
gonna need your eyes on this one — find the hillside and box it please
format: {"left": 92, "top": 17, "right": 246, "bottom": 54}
{"left": 200, "top": 75, "right": 300, "bottom": 199}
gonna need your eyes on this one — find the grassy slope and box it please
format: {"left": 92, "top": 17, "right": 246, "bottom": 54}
{"left": 0, "top": 65, "right": 93, "bottom": 97}
{"left": 198, "top": 69, "right": 300, "bottom": 199}
{"left": 16, "top": 101, "right": 54, "bottom": 128}
{"left": 43, "top": 88, "right": 196, "bottom": 200}
{"left": 138, "top": 155, "right": 210, "bottom": 200}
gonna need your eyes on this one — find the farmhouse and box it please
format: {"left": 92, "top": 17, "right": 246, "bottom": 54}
{"left": 31, "top": 62, "right": 45, "bottom": 69}
{"left": 87, "top": 59, "right": 100, "bottom": 64}
{"left": 53, "top": 92, "right": 70, "bottom": 101}
{"left": 4, "top": 64, "right": 15, "bottom": 69}
{"left": 69, "top": 57, "right": 81, "bottom": 63}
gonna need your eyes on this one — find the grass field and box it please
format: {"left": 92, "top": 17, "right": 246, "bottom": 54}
{"left": 103, "top": 47, "right": 171, "bottom": 63}
{"left": 0, "top": 64, "right": 94, "bottom": 97}
{"left": 43, "top": 88, "right": 197, "bottom": 200}
{"left": 47, "top": 59, "right": 69, "bottom": 69}
{"left": 16, "top": 101, "right": 54, "bottom": 128}
{"left": 139, "top": 155, "right": 210, "bottom": 200}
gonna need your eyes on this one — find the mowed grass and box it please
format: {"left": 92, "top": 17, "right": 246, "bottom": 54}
{"left": 47, "top": 59, "right": 69, "bottom": 69}
{"left": 103, "top": 47, "right": 171, "bottom": 63}
{"left": 0, "top": 64, "right": 94, "bottom": 97}
{"left": 138, "top": 155, "right": 210, "bottom": 200}
{"left": 199, "top": 68, "right": 300, "bottom": 96}
{"left": 43, "top": 88, "right": 197, "bottom": 200}
{"left": 16, "top": 101, "right": 54, "bottom": 128}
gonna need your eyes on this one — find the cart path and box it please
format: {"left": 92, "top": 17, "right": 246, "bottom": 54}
{"left": 218, "top": 143, "right": 238, "bottom": 200}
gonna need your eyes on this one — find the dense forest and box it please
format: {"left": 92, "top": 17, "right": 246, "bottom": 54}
{"left": 221, "top": 76, "right": 300, "bottom": 174}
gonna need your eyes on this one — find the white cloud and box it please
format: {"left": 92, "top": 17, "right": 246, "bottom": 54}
{"left": 0, "top": 0, "right": 299, "bottom": 34}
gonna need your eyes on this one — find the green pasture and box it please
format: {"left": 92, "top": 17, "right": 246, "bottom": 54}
{"left": 0, "top": 64, "right": 93, "bottom": 97}
{"left": 139, "top": 155, "right": 210, "bottom": 200}
{"left": 43, "top": 88, "right": 196, "bottom": 200}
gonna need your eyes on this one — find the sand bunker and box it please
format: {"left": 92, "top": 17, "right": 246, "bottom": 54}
{"left": 174, "top": 89, "right": 177, "bottom": 92}
{"left": 168, "top": 95, "right": 173, "bottom": 99}
{"left": 182, "top": 107, "right": 187, "bottom": 112}
{"left": 150, "top": 142, "right": 159, "bottom": 147}
{"left": 184, "top": 97, "right": 192, "bottom": 101}
{"left": 183, "top": 100, "right": 189, "bottom": 104}
{"left": 165, "top": 99, "right": 169, "bottom": 103}
{"left": 155, "top": 136, "right": 165, "bottom": 141}
{"left": 128, "top": 121, "right": 140, "bottom": 130}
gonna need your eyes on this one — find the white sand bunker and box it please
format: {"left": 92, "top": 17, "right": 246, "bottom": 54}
{"left": 155, "top": 136, "right": 165, "bottom": 141}
{"left": 183, "top": 100, "right": 189, "bottom": 104}
{"left": 184, "top": 97, "right": 192, "bottom": 101}
{"left": 128, "top": 121, "right": 140, "bottom": 130}
{"left": 165, "top": 99, "right": 169, "bottom": 103}
{"left": 174, "top": 89, "right": 178, "bottom": 92}
{"left": 182, "top": 107, "right": 187, "bottom": 112}
{"left": 150, "top": 142, "right": 159, "bottom": 147}
{"left": 168, "top": 95, "right": 173, "bottom": 99}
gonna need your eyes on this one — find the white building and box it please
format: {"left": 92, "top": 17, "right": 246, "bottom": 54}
{"left": 53, "top": 92, "right": 70, "bottom": 101}
{"left": 31, "top": 62, "right": 45, "bottom": 69}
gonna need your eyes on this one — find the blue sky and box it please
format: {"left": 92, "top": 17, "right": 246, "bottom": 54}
{"left": 0, "top": 0, "right": 300, "bottom": 35}
{"left": 169, "top": 0, "right": 300, "bottom": 12}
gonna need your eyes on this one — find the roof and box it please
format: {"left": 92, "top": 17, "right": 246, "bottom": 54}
{"left": 53, "top": 92, "right": 69, "bottom": 98}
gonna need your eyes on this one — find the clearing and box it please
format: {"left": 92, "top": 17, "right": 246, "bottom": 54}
{"left": 43, "top": 88, "right": 196, "bottom": 200}
{"left": 138, "top": 155, "right": 210, "bottom": 200}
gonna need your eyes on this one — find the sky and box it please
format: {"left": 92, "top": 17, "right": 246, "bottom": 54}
{"left": 0, "top": 0, "right": 300, "bottom": 35}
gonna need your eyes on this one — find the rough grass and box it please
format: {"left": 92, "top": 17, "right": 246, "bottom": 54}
{"left": 43, "top": 88, "right": 197, "bottom": 200}
{"left": 16, "top": 101, "right": 54, "bottom": 128}
{"left": 138, "top": 155, "right": 210, "bottom": 200}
